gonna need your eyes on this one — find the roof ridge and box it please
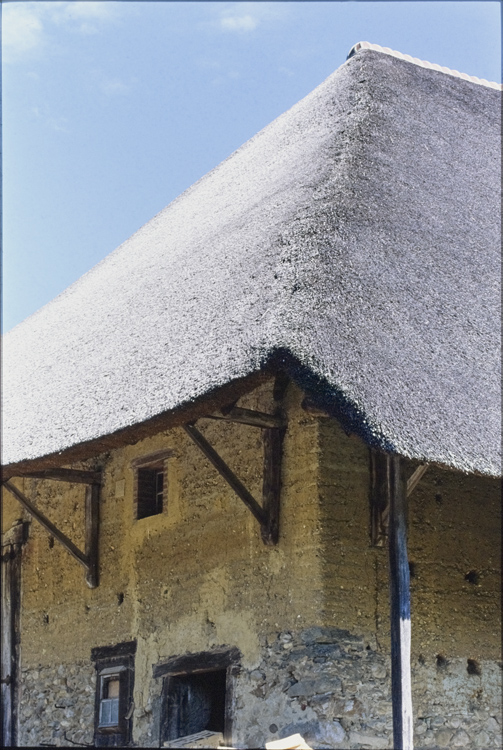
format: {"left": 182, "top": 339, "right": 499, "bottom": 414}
{"left": 347, "top": 41, "right": 502, "bottom": 91}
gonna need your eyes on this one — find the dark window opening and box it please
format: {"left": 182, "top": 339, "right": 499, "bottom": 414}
{"left": 137, "top": 466, "right": 164, "bottom": 519}
{"left": 165, "top": 670, "right": 226, "bottom": 742}
{"left": 156, "top": 647, "right": 240, "bottom": 747}
{"left": 132, "top": 450, "right": 174, "bottom": 520}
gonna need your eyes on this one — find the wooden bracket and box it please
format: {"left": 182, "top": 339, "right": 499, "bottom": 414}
{"left": 2, "top": 473, "right": 101, "bottom": 588}
{"left": 370, "top": 451, "right": 428, "bottom": 546}
{"left": 406, "top": 463, "right": 428, "bottom": 496}
{"left": 184, "top": 408, "right": 285, "bottom": 546}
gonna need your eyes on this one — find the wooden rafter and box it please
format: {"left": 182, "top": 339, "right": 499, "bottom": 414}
{"left": 2, "top": 473, "right": 101, "bottom": 588}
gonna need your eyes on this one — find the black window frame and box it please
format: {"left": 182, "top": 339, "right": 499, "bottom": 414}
{"left": 91, "top": 641, "right": 136, "bottom": 747}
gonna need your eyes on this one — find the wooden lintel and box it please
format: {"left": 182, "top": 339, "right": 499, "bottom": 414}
{"left": 153, "top": 646, "right": 241, "bottom": 679}
{"left": 183, "top": 424, "right": 266, "bottom": 527}
{"left": 387, "top": 454, "right": 413, "bottom": 750}
{"left": 406, "top": 463, "right": 428, "bottom": 497}
{"left": 204, "top": 406, "right": 285, "bottom": 430}
{"left": 21, "top": 468, "right": 102, "bottom": 485}
{"left": 2, "top": 481, "right": 89, "bottom": 570}
{"left": 131, "top": 449, "right": 175, "bottom": 469}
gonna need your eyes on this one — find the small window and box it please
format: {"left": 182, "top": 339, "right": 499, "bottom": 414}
{"left": 99, "top": 675, "right": 121, "bottom": 728}
{"left": 137, "top": 466, "right": 164, "bottom": 519}
{"left": 91, "top": 641, "right": 136, "bottom": 747}
{"left": 132, "top": 449, "right": 174, "bottom": 520}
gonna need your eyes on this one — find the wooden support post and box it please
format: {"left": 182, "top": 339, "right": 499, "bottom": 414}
{"left": 370, "top": 448, "right": 390, "bottom": 546}
{"left": 261, "top": 427, "right": 283, "bottom": 545}
{"left": 387, "top": 454, "right": 413, "bottom": 750}
{"left": 1, "top": 522, "right": 27, "bottom": 748}
{"left": 85, "top": 484, "right": 100, "bottom": 589}
{"left": 183, "top": 424, "right": 266, "bottom": 526}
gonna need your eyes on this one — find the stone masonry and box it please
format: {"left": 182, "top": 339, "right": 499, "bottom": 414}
{"left": 232, "top": 628, "right": 502, "bottom": 750}
{"left": 17, "top": 627, "right": 502, "bottom": 748}
{"left": 18, "top": 662, "right": 95, "bottom": 747}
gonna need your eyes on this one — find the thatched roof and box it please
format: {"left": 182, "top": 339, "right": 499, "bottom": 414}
{"left": 3, "top": 45, "right": 501, "bottom": 477}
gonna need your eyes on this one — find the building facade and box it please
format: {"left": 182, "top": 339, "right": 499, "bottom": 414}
{"left": 2, "top": 379, "right": 501, "bottom": 748}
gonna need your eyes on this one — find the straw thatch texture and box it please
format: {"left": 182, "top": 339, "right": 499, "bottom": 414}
{"left": 3, "top": 49, "right": 501, "bottom": 476}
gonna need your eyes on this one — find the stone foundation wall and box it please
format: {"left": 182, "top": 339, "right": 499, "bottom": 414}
{"left": 18, "top": 662, "right": 95, "bottom": 747}
{"left": 17, "top": 628, "right": 501, "bottom": 748}
{"left": 411, "top": 654, "right": 502, "bottom": 749}
{"left": 232, "top": 627, "right": 502, "bottom": 750}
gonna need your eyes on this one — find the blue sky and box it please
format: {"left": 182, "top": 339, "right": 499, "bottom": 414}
{"left": 2, "top": 1, "right": 501, "bottom": 332}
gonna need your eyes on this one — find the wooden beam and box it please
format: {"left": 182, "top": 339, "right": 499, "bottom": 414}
{"left": 204, "top": 406, "right": 285, "bottom": 429}
{"left": 85, "top": 484, "right": 100, "bottom": 589}
{"left": 387, "top": 454, "right": 413, "bottom": 750}
{"left": 2, "top": 481, "right": 88, "bottom": 570}
{"left": 183, "top": 424, "right": 266, "bottom": 526}
{"left": 370, "top": 448, "right": 389, "bottom": 547}
{"left": 21, "top": 468, "right": 102, "bottom": 485}
{"left": 406, "top": 463, "right": 428, "bottom": 497}
{"left": 260, "top": 427, "right": 283, "bottom": 545}
{"left": 153, "top": 646, "right": 241, "bottom": 679}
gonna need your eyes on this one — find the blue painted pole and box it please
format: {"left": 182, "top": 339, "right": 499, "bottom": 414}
{"left": 388, "top": 454, "right": 413, "bottom": 749}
